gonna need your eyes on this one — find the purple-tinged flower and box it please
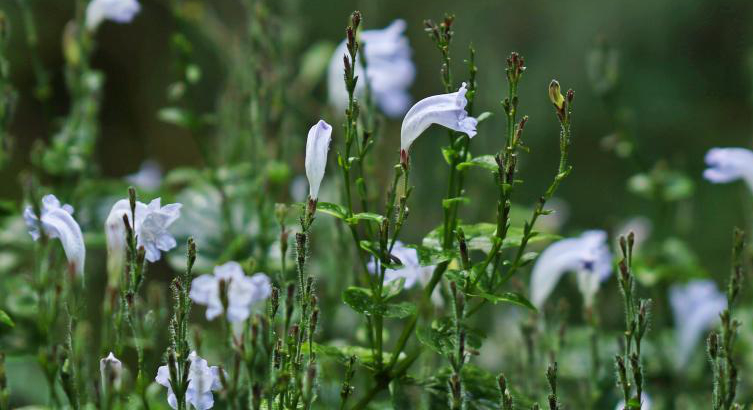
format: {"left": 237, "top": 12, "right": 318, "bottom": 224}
{"left": 86, "top": 0, "right": 141, "bottom": 31}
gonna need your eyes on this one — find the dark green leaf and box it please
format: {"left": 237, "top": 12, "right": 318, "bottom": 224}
{"left": 441, "top": 196, "right": 471, "bottom": 209}
{"left": 316, "top": 202, "right": 348, "bottom": 220}
{"left": 346, "top": 212, "right": 386, "bottom": 225}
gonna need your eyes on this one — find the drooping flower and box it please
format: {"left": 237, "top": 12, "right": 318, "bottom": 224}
{"left": 189, "top": 261, "right": 272, "bottom": 323}
{"left": 327, "top": 19, "right": 415, "bottom": 118}
{"left": 155, "top": 351, "right": 222, "bottom": 410}
{"left": 104, "top": 197, "right": 181, "bottom": 268}
{"left": 670, "top": 280, "right": 727, "bottom": 368}
{"left": 615, "top": 393, "right": 652, "bottom": 410}
{"left": 125, "top": 160, "right": 162, "bottom": 191}
{"left": 703, "top": 147, "right": 753, "bottom": 192}
{"left": 530, "top": 230, "right": 612, "bottom": 309}
{"left": 85, "top": 0, "right": 141, "bottom": 31}
{"left": 24, "top": 194, "right": 86, "bottom": 276}
{"left": 400, "top": 83, "right": 478, "bottom": 156}
{"left": 304, "top": 120, "right": 333, "bottom": 200}
{"left": 99, "top": 352, "right": 123, "bottom": 391}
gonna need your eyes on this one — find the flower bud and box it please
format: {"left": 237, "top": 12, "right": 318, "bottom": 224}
{"left": 100, "top": 352, "right": 123, "bottom": 392}
{"left": 548, "top": 80, "right": 565, "bottom": 110}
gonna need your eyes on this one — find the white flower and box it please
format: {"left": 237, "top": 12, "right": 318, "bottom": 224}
{"left": 125, "top": 160, "right": 162, "bottom": 191}
{"left": 327, "top": 20, "right": 415, "bottom": 118}
{"left": 703, "top": 147, "right": 753, "bottom": 192}
{"left": 670, "top": 280, "right": 727, "bottom": 368}
{"left": 85, "top": 0, "right": 141, "bottom": 31}
{"left": 615, "top": 393, "right": 651, "bottom": 410}
{"left": 24, "top": 194, "right": 86, "bottom": 277}
{"left": 189, "top": 261, "right": 272, "bottom": 323}
{"left": 367, "top": 241, "right": 443, "bottom": 306}
{"left": 400, "top": 83, "right": 478, "bottom": 155}
{"left": 305, "top": 120, "right": 333, "bottom": 200}
{"left": 155, "top": 351, "right": 222, "bottom": 410}
{"left": 99, "top": 352, "right": 123, "bottom": 391}
{"left": 530, "top": 230, "right": 612, "bottom": 309}
{"left": 105, "top": 197, "right": 181, "bottom": 266}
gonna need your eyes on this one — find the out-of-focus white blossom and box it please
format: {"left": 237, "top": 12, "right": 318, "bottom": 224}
{"left": 670, "top": 280, "right": 726, "bottom": 368}
{"left": 530, "top": 230, "right": 612, "bottom": 309}
{"left": 189, "top": 261, "right": 272, "bottom": 323}
{"left": 616, "top": 216, "right": 652, "bottom": 252}
{"left": 86, "top": 0, "right": 141, "bottom": 31}
{"left": 125, "top": 160, "right": 162, "bottom": 191}
{"left": 99, "top": 352, "right": 123, "bottom": 391}
{"left": 24, "top": 194, "right": 86, "bottom": 276}
{"left": 105, "top": 197, "right": 181, "bottom": 267}
{"left": 327, "top": 20, "right": 415, "bottom": 118}
{"left": 155, "top": 351, "right": 222, "bottom": 410}
{"left": 305, "top": 120, "right": 333, "bottom": 200}
{"left": 400, "top": 83, "right": 477, "bottom": 155}
{"left": 703, "top": 147, "right": 753, "bottom": 192}
{"left": 367, "top": 241, "right": 442, "bottom": 306}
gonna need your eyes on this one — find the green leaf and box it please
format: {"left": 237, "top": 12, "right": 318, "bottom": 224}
{"left": 456, "top": 155, "right": 498, "bottom": 171}
{"left": 441, "top": 146, "right": 456, "bottom": 165}
{"left": 416, "top": 325, "right": 453, "bottom": 356}
{"left": 476, "top": 111, "right": 494, "bottom": 123}
{"left": 0, "top": 310, "right": 14, "bottom": 327}
{"left": 404, "top": 244, "right": 457, "bottom": 266}
{"left": 158, "top": 107, "right": 199, "bottom": 130}
{"left": 346, "top": 212, "right": 386, "bottom": 225}
{"left": 316, "top": 202, "right": 348, "bottom": 220}
{"left": 382, "top": 302, "right": 416, "bottom": 318}
{"left": 472, "top": 291, "right": 537, "bottom": 311}
{"left": 424, "top": 223, "right": 558, "bottom": 254}
{"left": 305, "top": 343, "right": 400, "bottom": 371}
{"left": 342, "top": 287, "right": 416, "bottom": 318}
{"left": 441, "top": 196, "right": 471, "bottom": 209}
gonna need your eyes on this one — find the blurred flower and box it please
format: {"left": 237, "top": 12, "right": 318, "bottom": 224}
{"left": 155, "top": 351, "right": 222, "bottom": 410}
{"left": 105, "top": 197, "right": 181, "bottom": 267}
{"left": 616, "top": 216, "right": 652, "bottom": 252}
{"left": 86, "top": 0, "right": 141, "bottom": 31}
{"left": 327, "top": 20, "right": 415, "bottom": 118}
{"left": 367, "top": 241, "right": 442, "bottom": 306}
{"left": 670, "top": 280, "right": 726, "bottom": 368}
{"left": 400, "top": 83, "right": 477, "bottom": 155}
{"left": 305, "top": 120, "right": 332, "bottom": 200}
{"left": 530, "top": 230, "right": 612, "bottom": 309}
{"left": 24, "top": 194, "right": 86, "bottom": 276}
{"left": 615, "top": 393, "right": 651, "bottom": 410}
{"left": 290, "top": 176, "right": 308, "bottom": 203}
{"left": 99, "top": 352, "right": 123, "bottom": 391}
{"left": 703, "top": 147, "right": 753, "bottom": 192}
{"left": 189, "top": 261, "right": 272, "bottom": 323}
{"left": 125, "top": 160, "right": 162, "bottom": 191}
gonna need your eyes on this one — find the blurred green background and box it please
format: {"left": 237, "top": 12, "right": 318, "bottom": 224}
{"left": 2, "top": 0, "right": 753, "bottom": 313}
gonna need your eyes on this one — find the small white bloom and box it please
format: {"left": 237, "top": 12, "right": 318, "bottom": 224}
{"left": 24, "top": 194, "right": 86, "bottom": 276}
{"left": 400, "top": 83, "right": 478, "bottom": 154}
{"left": 530, "top": 230, "right": 612, "bottom": 309}
{"left": 367, "top": 241, "right": 442, "bottom": 306}
{"left": 670, "top": 280, "right": 727, "bottom": 368}
{"left": 703, "top": 147, "right": 753, "bottom": 192}
{"left": 327, "top": 20, "right": 415, "bottom": 118}
{"left": 99, "top": 352, "right": 123, "bottom": 391}
{"left": 86, "top": 0, "right": 141, "bottom": 31}
{"left": 615, "top": 393, "right": 652, "bottom": 410}
{"left": 189, "top": 261, "right": 272, "bottom": 323}
{"left": 155, "top": 351, "right": 222, "bottom": 410}
{"left": 304, "top": 120, "right": 333, "bottom": 200}
{"left": 125, "top": 160, "right": 162, "bottom": 191}
{"left": 104, "top": 197, "right": 181, "bottom": 266}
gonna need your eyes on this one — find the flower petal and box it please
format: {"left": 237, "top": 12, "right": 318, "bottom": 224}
{"left": 305, "top": 120, "right": 333, "bottom": 200}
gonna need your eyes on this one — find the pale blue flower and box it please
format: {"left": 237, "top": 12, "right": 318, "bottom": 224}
{"left": 670, "top": 280, "right": 726, "bottom": 368}
{"left": 328, "top": 20, "right": 415, "bottom": 118}
{"left": 125, "top": 160, "right": 162, "bottom": 191}
{"left": 305, "top": 120, "right": 333, "bottom": 200}
{"left": 400, "top": 83, "right": 478, "bottom": 155}
{"left": 24, "top": 194, "right": 86, "bottom": 276}
{"left": 189, "top": 261, "right": 272, "bottom": 323}
{"left": 703, "top": 147, "right": 753, "bottom": 192}
{"left": 86, "top": 0, "right": 141, "bottom": 31}
{"left": 530, "top": 230, "right": 612, "bottom": 309}
{"left": 155, "top": 351, "right": 222, "bottom": 410}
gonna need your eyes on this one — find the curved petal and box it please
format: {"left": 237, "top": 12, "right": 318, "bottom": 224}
{"left": 703, "top": 147, "right": 753, "bottom": 192}
{"left": 42, "top": 207, "right": 86, "bottom": 276}
{"left": 305, "top": 120, "right": 333, "bottom": 200}
{"left": 400, "top": 83, "right": 477, "bottom": 153}
{"left": 670, "top": 280, "right": 727, "bottom": 368}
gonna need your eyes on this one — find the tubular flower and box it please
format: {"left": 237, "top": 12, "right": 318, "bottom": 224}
{"left": 530, "top": 230, "right": 612, "bottom": 309}
{"left": 24, "top": 194, "right": 86, "bottom": 276}
{"left": 703, "top": 147, "right": 753, "bottom": 192}
{"left": 327, "top": 19, "right": 415, "bottom": 118}
{"left": 670, "top": 280, "right": 727, "bottom": 368}
{"left": 189, "top": 261, "right": 272, "bottom": 323}
{"left": 155, "top": 351, "right": 222, "bottom": 410}
{"left": 99, "top": 352, "right": 123, "bottom": 391}
{"left": 400, "top": 83, "right": 478, "bottom": 156}
{"left": 85, "top": 0, "right": 141, "bottom": 31}
{"left": 304, "top": 120, "right": 333, "bottom": 200}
